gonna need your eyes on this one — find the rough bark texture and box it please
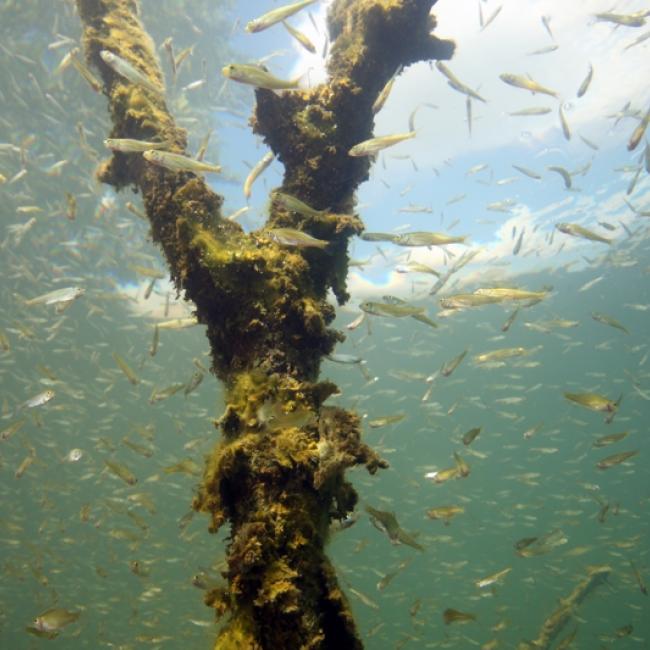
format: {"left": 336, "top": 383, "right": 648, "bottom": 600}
{"left": 75, "top": 0, "right": 453, "bottom": 647}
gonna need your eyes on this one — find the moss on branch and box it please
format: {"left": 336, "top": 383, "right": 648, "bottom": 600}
{"left": 75, "top": 0, "right": 452, "bottom": 647}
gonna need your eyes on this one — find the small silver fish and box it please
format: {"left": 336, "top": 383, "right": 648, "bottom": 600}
{"left": 349, "top": 131, "right": 416, "bottom": 157}
{"left": 513, "top": 230, "right": 525, "bottom": 255}
{"left": 282, "top": 21, "right": 316, "bottom": 53}
{"left": 393, "top": 231, "right": 466, "bottom": 247}
{"left": 245, "top": 0, "right": 318, "bottom": 33}
{"left": 481, "top": 4, "right": 502, "bottom": 30}
{"left": 143, "top": 150, "right": 221, "bottom": 174}
{"left": 373, "top": 64, "right": 403, "bottom": 114}
{"left": 65, "top": 448, "right": 84, "bottom": 463}
{"left": 577, "top": 63, "right": 593, "bottom": 98}
{"left": 222, "top": 63, "right": 302, "bottom": 90}
{"left": 104, "top": 138, "right": 169, "bottom": 153}
{"left": 594, "top": 12, "right": 646, "bottom": 27}
{"left": 24, "top": 287, "right": 85, "bottom": 307}
{"left": 20, "top": 389, "right": 55, "bottom": 410}
{"left": 244, "top": 151, "right": 274, "bottom": 200}
{"left": 184, "top": 370, "right": 204, "bottom": 396}
{"left": 512, "top": 164, "right": 542, "bottom": 179}
{"left": 499, "top": 73, "right": 559, "bottom": 98}
{"left": 547, "top": 166, "right": 572, "bottom": 189}
{"left": 100, "top": 50, "right": 163, "bottom": 96}
{"left": 28, "top": 607, "right": 80, "bottom": 638}
{"left": 272, "top": 191, "right": 328, "bottom": 218}
{"left": 556, "top": 222, "right": 611, "bottom": 244}
{"left": 157, "top": 317, "right": 199, "bottom": 330}
{"left": 558, "top": 104, "right": 571, "bottom": 140}
{"left": 508, "top": 107, "right": 552, "bottom": 116}
{"left": 327, "top": 353, "right": 363, "bottom": 364}
{"left": 527, "top": 44, "right": 559, "bottom": 55}
{"left": 266, "top": 228, "right": 329, "bottom": 250}
{"left": 435, "top": 62, "right": 487, "bottom": 103}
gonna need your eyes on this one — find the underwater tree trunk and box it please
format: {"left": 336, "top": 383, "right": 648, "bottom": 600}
{"left": 75, "top": 0, "right": 453, "bottom": 647}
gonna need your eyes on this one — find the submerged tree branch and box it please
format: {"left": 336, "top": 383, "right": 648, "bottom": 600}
{"left": 75, "top": 0, "right": 452, "bottom": 647}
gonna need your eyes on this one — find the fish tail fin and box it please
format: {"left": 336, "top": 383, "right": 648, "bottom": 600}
{"left": 605, "top": 396, "right": 622, "bottom": 424}
{"left": 411, "top": 314, "right": 438, "bottom": 328}
{"left": 13, "top": 293, "right": 30, "bottom": 307}
{"left": 318, "top": 240, "right": 335, "bottom": 255}
{"left": 290, "top": 66, "right": 313, "bottom": 90}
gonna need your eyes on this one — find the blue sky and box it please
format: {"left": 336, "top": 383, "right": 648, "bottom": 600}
{"left": 188, "top": 0, "right": 650, "bottom": 312}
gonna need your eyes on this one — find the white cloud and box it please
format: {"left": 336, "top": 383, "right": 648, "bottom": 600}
{"left": 345, "top": 173, "right": 650, "bottom": 303}
{"left": 372, "top": 0, "right": 650, "bottom": 166}
{"left": 294, "top": 0, "right": 650, "bottom": 165}
{"left": 289, "top": 1, "right": 650, "bottom": 304}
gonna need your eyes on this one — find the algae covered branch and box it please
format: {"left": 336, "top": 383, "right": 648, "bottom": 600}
{"left": 75, "top": 0, "right": 453, "bottom": 646}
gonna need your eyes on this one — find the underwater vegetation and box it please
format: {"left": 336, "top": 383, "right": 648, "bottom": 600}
{"left": 1, "top": 0, "right": 650, "bottom": 646}
{"left": 73, "top": 0, "right": 453, "bottom": 647}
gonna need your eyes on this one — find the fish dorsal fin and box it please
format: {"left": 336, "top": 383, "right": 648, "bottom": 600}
{"left": 290, "top": 65, "right": 314, "bottom": 89}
